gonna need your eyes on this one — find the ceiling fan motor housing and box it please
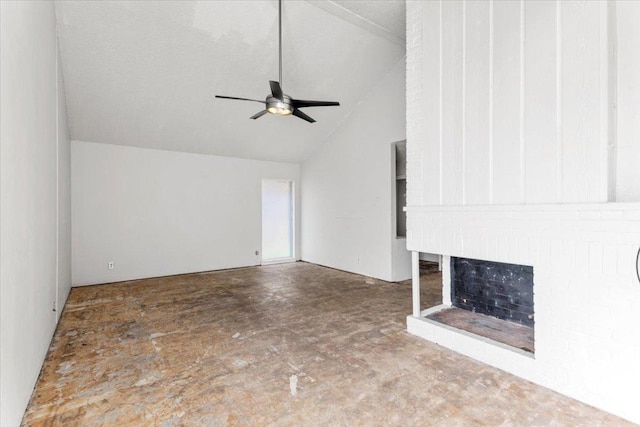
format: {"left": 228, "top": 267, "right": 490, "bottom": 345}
{"left": 214, "top": 0, "right": 339, "bottom": 122}
{"left": 266, "top": 94, "right": 293, "bottom": 116}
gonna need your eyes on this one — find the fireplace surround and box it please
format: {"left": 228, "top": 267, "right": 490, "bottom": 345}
{"left": 405, "top": 203, "right": 640, "bottom": 424}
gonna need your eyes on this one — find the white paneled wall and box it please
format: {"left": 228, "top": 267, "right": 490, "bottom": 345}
{"left": 463, "top": 0, "right": 491, "bottom": 206}
{"left": 406, "top": 0, "right": 640, "bottom": 207}
{"left": 441, "top": 1, "right": 464, "bottom": 205}
{"left": 406, "top": 0, "right": 640, "bottom": 424}
{"left": 617, "top": 0, "right": 640, "bottom": 201}
{"left": 492, "top": 0, "right": 522, "bottom": 204}
{"left": 559, "top": 2, "right": 609, "bottom": 203}
{"left": 405, "top": 1, "right": 426, "bottom": 206}
{"left": 524, "top": 1, "right": 560, "bottom": 204}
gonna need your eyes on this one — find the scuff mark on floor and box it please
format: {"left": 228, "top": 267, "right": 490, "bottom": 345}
{"left": 289, "top": 375, "right": 298, "bottom": 396}
{"left": 287, "top": 362, "right": 300, "bottom": 371}
{"left": 233, "top": 359, "right": 248, "bottom": 369}
{"left": 149, "top": 331, "right": 183, "bottom": 339}
{"left": 56, "top": 361, "right": 75, "bottom": 376}
{"left": 134, "top": 376, "right": 157, "bottom": 387}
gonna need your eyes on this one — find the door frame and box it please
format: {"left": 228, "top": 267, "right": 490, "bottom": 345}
{"left": 261, "top": 178, "right": 296, "bottom": 265}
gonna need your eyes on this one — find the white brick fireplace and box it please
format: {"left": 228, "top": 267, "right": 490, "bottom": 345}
{"left": 406, "top": 0, "right": 640, "bottom": 424}
{"left": 406, "top": 204, "right": 640, "bottom": 423}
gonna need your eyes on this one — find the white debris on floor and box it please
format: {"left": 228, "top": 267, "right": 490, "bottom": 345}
{"left": 289, "top": 375, "right": 298, "bottom": 396}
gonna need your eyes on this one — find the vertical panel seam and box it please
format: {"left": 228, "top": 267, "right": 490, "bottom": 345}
{"left": 462, "top": 0, "right": 467, "bottom": 205}
{"left": 489, "top": 0, "right": 494, "bottom": 204}
{"left": 520, "top": 0, "right": 526, "bottom": 204}
{"left": 439, "top": 0, "right": 444, "bottom": 205}
{"left": 420, "top": 1, "right": 427, "bottom": 206}
{"left": 607, "top": 0, "right": 617, "bottom": 202}
{"left": 418, "top": 0, "right": 425, "bottom": 207}
{"left": 556, "top": 0, "right": 563, "bottom": 203}
{"left": 600, "top": 0, "right": 611, "bottom": 202}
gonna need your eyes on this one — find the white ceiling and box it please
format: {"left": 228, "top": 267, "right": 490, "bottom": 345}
{"left": 55, "top": 1, "right": 405, "bottom": 164}
{"left": 329, "top": 1, "right": 405, "bottom": 40}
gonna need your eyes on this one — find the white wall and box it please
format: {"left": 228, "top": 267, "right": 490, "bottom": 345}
{"left": 616, "top": 0, "right": 640, "bottom": 201}
{"left": 406, "top": 0, "right": 640, "bottom": 423}
{"left": 301, "top": 59, "right": 410, "bottom": 282}
{"left": 57, "top": 43, "right": 72, "bottom": 318}
{"left": 0, "top": 2, "right": 71, "bottom": 426}
{"left": 72, "top": 141, "right": 300, "bottom": 285}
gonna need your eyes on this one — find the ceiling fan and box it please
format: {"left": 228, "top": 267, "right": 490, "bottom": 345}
{"left": 215, "top": 0, "right": 340, "bottom": 123}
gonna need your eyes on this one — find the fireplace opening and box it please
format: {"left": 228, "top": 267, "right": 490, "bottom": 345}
{"left": 427, "top": 257, "right": 535, "bottom": 353}
{"left": 417, "top": 258, "right": 442, "bottom": 311}
{"left": 402, "top": 254, "right": 443, "bottom": 312}
{"left": 452, "top": 257, "right": 534, "bottom": 326}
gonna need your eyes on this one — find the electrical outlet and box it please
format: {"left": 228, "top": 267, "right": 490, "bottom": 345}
{"left": 108, "top": 261, "right": 115, "bottom": 270}
{"left": 255, "top": 250, "right": 259, "bottom": 256}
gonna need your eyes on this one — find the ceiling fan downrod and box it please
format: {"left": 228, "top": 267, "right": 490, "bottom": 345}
{"left": 214, "top": 0, "right": 340, "bottom": 123}
{"left": 279, "top": 0, "right": 282, "bottom": 89}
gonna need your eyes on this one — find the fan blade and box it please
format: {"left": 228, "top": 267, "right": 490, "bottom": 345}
{"left": 269, "top": 81, "right": 284, "bottom": 100}
{"left": 216, "top": 95, "right": 264, "bottom": 104}
{"left": 250, "top": 110, "right": 268, "bottom": 120}
{"left": 292, "top": 109, "right": 316, "bottom": 123}
{"left": 292, "top": 99, "right": 340, "bottom": 108}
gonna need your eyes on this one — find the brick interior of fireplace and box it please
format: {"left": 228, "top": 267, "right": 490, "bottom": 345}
{"left": 426, "top": 257, "right": 535, "bottom": 353}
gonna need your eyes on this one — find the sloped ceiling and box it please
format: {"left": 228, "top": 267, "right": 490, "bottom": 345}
{"left": 55, "top": 1, "right": 405, "bottom": 164}
{"left": 319, "top": 0, "right": 406, "bottom": 42}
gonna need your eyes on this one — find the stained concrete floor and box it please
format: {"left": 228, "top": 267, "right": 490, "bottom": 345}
{"left": 23, "top": 262, "right": 632, "bottom": 426}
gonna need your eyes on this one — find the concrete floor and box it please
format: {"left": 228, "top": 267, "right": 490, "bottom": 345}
{"left": 23, "top": 262, "right": 632, "bottom": 426}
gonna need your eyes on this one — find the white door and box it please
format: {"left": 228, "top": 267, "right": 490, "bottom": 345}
{"left": 262, "top": 179, "right": 294, "bottom": 262}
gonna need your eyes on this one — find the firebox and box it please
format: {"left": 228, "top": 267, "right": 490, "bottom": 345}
{"left": 451, "top": 257, "right": 534, "bottom": 327}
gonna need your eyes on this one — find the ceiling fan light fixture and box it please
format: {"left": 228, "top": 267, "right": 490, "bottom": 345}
{"left": 268, "top": 106, "right": 293, "bottom": 116}
{"left": 266, "top": 95, "right": 293, "bottom": 116}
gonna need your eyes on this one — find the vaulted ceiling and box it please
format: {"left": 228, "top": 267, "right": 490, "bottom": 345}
{"left": 55, "top": 0, "right": 405, "bottom": 163}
